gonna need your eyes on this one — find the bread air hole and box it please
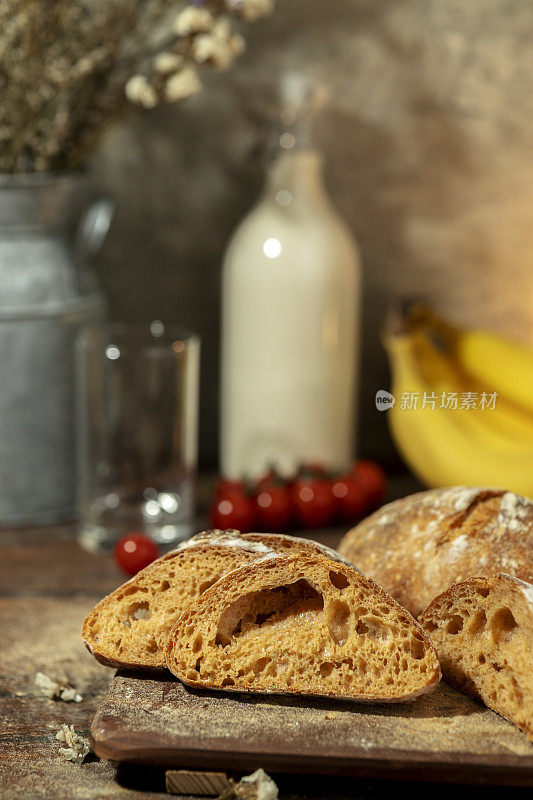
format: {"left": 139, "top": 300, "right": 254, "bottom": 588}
{"left": 329, "top": 570, "right": 349, "bottom": 591}
{"left": 127, "top": 601, "right": 150, "bottom": 621}
{"left": 215, "top": 579, "right": 324, "bottom": 648}
{"left": 198, "top": 577, "right": 220, "bottom": 594}
{"left": 354, "top": 616, "right": 392, "bottom": 643}
{"left": 328, "top": 599, "right": 351, "bottom": 645}
{"left": 252, "top": 657, "right": 270, "bottom": 675}
{"left": 121, "top": 585, "right": 142, "bottom": 598}
{"left": 446, "top": 615, "right": 464, "bottom": 635}
{"left": 468, "top": 609, "right": 487, "bottom": 635}
{"left": 490, "top": 607, "right": 518, "bottom": 644}
{"left": 410, "top": 636, "right": 425, "bottom": 659}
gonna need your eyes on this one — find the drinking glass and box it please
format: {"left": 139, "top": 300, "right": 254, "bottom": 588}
{"left": 76, "top": 321, "right": 200, "bottom": 552}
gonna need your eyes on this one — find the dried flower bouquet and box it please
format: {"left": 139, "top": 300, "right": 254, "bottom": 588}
{"left": 0, "top": 0, "right": 273, "bottom": 173}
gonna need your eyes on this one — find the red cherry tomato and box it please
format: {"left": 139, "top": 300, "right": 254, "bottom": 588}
{"left": 255, "top": 482, "right": 292, "bottom": 531}
{"left": 114, "top": 533, "right": 159, "bottom": 576}
{"left": 332, "top": 475, "right": 368, "bottom": 522}
{"left": 352, "top": 460, "right": 386, "bottom": 511}
{"left": 292, "top": 478, "right": 335, "bottom": 529}
{"left": 210, "top": 492, "right": 256, "bottom": 533}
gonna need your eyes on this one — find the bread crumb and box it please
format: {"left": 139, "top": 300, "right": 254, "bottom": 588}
{"left": 238, "top": 769, "right": 278, "bottom": 800}
{"left": 35, "top": 672, "right": 82, "bottom": 703}
{"left": 55, "top": 724, "right": 90, "bottom": 763}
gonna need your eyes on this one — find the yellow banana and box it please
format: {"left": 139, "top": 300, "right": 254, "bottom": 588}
{"left": 385, "top": 330, "right": 533, "bottom": 497}
{"left": 408, "top": 305, "right": 533, "bottom": 416}
{"left": 413, "top": 328, "right": 533, "bottom": 444}
{"left": 456, "top": 329, "right": 533, "bottom": 416}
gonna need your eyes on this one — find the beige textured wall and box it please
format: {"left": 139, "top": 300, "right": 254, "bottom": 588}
{"left": 91, "top": 0, "right": 533, "bottom": 468}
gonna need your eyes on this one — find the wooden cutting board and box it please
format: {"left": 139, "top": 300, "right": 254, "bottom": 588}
{"left": 91, "top": 672, "right": 533, "bottom": 785}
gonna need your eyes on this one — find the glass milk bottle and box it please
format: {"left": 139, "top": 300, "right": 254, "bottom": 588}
{"left": 220, "top": 83, "right": 361, "bottom": 478}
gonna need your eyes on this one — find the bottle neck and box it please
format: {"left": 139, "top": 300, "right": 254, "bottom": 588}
{"left": 264, "top": 149, "right": 328, "bottom": 209}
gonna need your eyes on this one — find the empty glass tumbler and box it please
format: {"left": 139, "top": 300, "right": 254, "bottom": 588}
{"left": 76, "top": 322, "right": 200, "bottom": 552}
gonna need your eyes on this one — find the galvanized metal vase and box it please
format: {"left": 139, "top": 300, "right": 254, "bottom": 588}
{"left": 0, "top": 173, "right": 113, "bottom": 526}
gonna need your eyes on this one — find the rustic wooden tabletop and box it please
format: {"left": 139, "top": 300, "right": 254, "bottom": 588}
{"left": 1, "top": 480, "right": 531, "bottom": 799}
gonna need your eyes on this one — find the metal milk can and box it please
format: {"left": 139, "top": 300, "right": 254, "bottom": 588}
{"left": 0, "top": 173, "right": 113, "bottom": 525}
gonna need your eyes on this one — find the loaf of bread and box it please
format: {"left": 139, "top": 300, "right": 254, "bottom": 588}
{"left": 420, "top": 573, "right": 533, "bottom": 740}
{"left": 82, "top": 531, "right": 353, "bottom": 670}
{"left": 338, "top": 487, "right": 533, "bottom": 616}
{"left": 165, "top": 550, "right": 441, "bottom": 702}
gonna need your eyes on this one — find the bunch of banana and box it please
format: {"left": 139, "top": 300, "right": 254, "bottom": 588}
{"left": 384, "top": 306, "right": 533, "bottom": 496}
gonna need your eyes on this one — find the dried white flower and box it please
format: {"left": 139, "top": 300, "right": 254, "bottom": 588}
{"left": 0, "top": 0, "right": 274, "bottom": 172}
{"left": 165, "top": 65, "right": 201, "bottom": 102}
{"left": 154, "top": 51, "right": 184, "bottom": 75}
{"left": 174, "top": 6, "right": 214, "bottom": 37}
{"left": 59, "top": 687, "right": 83, "bottom": 702}
{"left": 55, "top": 724, "right": 90, "bottom": 764}
{"left": 231, "top": 33, "right": 246, "bottom": 57}
{"left": 212, "top": 17, "right": 232, "bottom": 40}
{"left": 192, "top": 18, "right": 245, "bottom": 70}
{"left": 125, "top": 74, "right": 158, "bottom": 109}
{"left": 226, "top": 0, "right": 274, "bottom": 22}
{"left": 35, "top": 672, "right": 82, "bottom": 703}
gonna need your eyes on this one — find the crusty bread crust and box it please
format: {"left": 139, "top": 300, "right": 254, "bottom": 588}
{"left": 242, "top": 532, "right": 358, "bottom": 569}
{"left": 82, "top": 531, "right": 357, "bottom": 671}
{"left": 338, "top": 487, "right": 533, "bottom": 616}
{"left": 420, "top": 573, "right": 533, "bottom": 741}
{"left": 165, "top": 551, "right": 441, "bottom": 702}
{"left": 187, "top": 530, "right": 357, "bottom": 568}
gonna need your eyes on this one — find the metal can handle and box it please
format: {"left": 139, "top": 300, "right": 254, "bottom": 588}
{"left": 74, "top": 195, "right": 114, "bottom": 268}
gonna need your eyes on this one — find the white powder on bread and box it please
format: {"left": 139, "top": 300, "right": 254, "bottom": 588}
{"left": 446, "top": 534, "right": 469, "bottom": 559}
{"left": 498, "top": 492, "right": 530, "bottom": 533}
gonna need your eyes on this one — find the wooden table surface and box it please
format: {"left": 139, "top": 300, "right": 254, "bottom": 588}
{"left": 1, "top": 485, "right": 532, "bottom": 800}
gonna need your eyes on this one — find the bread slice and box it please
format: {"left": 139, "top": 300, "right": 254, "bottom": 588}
{"left": 82, "top": 530, "right": 353, "bottom": 671}
{"left": 420, "top": 573, "right": 533, "bottom": 740}
{"left": 338, "top": 487, "right": 533, "bottom": 615}
{"left": 165, "top": 551, "right": 441, "bottom": 702}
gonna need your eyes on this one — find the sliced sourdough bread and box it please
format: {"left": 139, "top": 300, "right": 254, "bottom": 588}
{"left": 165, "top": 551, "right": 441, "bottom": 702}
{"left": 82, "top": 531, "right": 353, "bottom": 670}
{"left": 420, "top": 573, "right": 533, "bottom": 740}
{"left": 338, "top": 487, "right": 533, "bottom": 616}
